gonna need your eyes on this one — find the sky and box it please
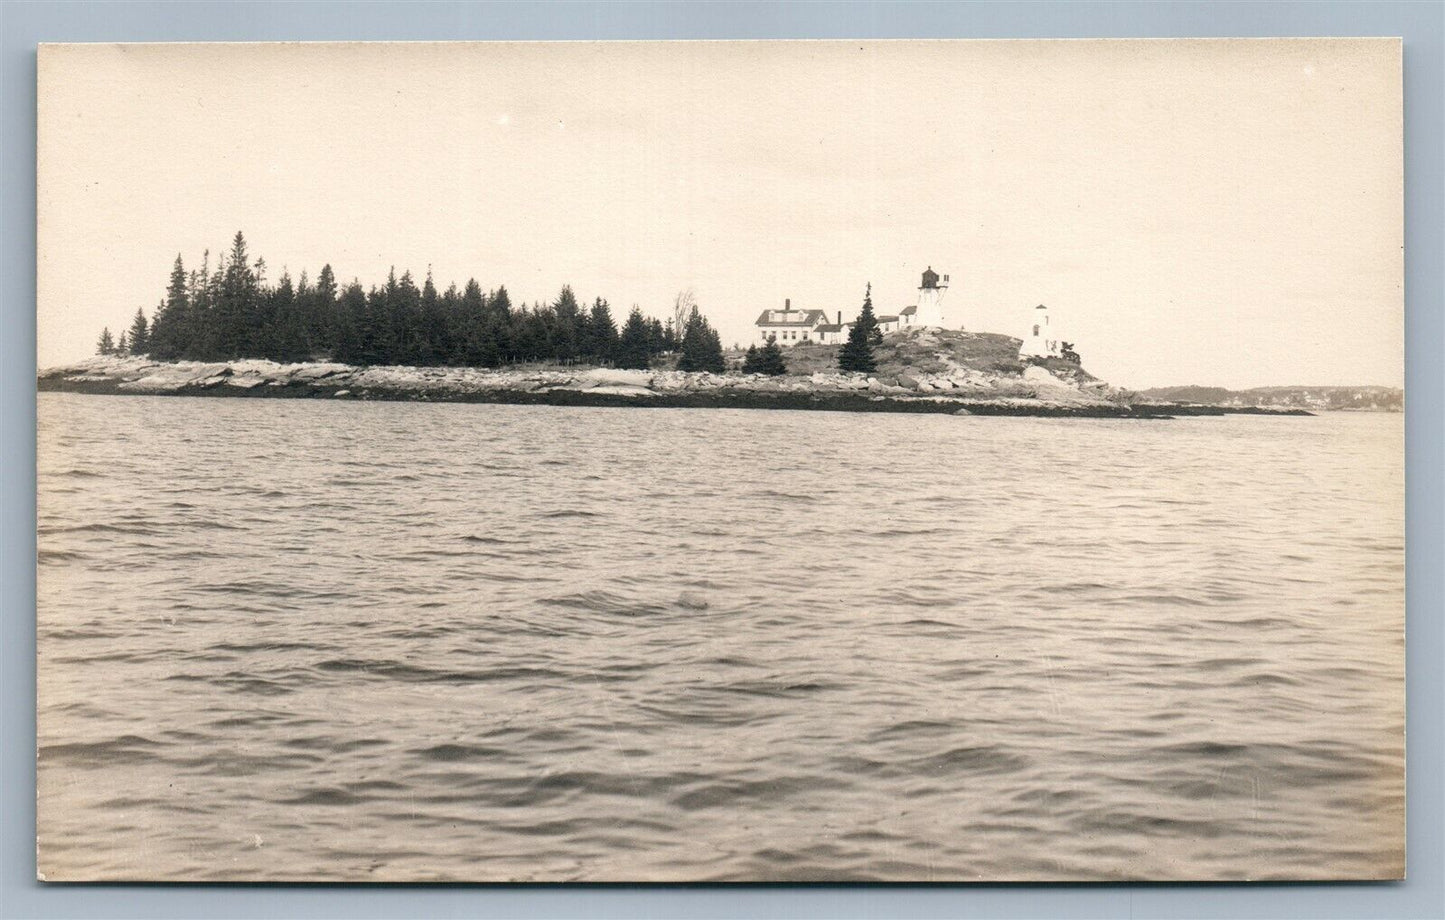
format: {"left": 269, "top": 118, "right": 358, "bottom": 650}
{"left": 37, "top": 39, "right": 1402, "bottom": 389}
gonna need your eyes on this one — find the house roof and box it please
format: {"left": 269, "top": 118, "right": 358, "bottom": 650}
{"left": 900, "top": 305, "right": 917, "bottom": 316}
{"left": 877, "top": 314, "right": 900, "bottom": 323}
{"left": 815, "top": 324, "right": 844, "bottom": 333}
{"left": 754, "top": 308, "right": 829, "bottom": 326}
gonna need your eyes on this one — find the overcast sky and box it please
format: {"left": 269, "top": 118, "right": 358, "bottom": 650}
{"left": 38, "top": 39, "right": 1402, "bottom": 389}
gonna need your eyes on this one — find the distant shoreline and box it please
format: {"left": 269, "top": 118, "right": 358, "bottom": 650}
{"left": 38, "top": 357, "right": 1313, "bottom": 420}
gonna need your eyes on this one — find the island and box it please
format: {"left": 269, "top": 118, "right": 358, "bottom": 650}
{"left": 40, "top": 327, "right": 1312, "bottom": 420}
{"left": 46, "top": 236, "right": 1337, "bottom": 419}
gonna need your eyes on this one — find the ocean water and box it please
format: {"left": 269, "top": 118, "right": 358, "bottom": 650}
{"left": 36, "top": 393, "right": 1405, "bottom": 882}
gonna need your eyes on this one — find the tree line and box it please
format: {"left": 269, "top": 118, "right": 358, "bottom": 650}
{"left": 95, "top": 232, "right": 728, "bottom": 372}
{"left": 94, "top": 232, "right": 906, "bottom": 377}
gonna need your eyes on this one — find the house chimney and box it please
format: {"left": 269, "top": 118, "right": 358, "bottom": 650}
{"left": 837, "top": 311, "right": 842, "bottom": 325}
{"left": 785, "top": 298, "right": 791, "bottom": 311}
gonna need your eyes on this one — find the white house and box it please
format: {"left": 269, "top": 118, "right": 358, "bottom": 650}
{"left": 1019, "top": 303, "right": 1061, "bottom": 358}
{"left": 754, "top": 299, "right": 831, "bottom": 346}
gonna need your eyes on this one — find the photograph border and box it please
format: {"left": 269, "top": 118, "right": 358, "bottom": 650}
{"left": 4, "top": 2, "right": 1441, "bottom": 917}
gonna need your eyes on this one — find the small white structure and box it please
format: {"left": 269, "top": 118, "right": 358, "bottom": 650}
{"left": 754, "top": 299, "right": 830, "bottom": 346}
{"left": 815, "top": 315, "right": 847, "bottom": 344}
{"left": 906, "top": 266, "right": 950, "bottom": 328}
{"left": 1019, "top": 303, "right": 1061, "bottom": 358}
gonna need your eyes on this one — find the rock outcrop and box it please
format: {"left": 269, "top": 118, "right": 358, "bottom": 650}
{"left": 38, "top": 353, "right": 1151, "bottom": 417}
{"left": 39, "top": 333, "right": 1308, "bottom": 418}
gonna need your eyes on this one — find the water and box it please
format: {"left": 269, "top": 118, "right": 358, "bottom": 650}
{"left": 36, "top": 393, "right": 1405, "bottom": 882}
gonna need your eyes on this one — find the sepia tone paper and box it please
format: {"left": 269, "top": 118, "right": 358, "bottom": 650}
{"left": 37, "top": 39, "right": 1403, "bottom": 882}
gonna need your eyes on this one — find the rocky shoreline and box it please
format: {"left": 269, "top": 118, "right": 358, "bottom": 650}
{"left": 37, "top": 356, "right": 1311, "bottom": 419}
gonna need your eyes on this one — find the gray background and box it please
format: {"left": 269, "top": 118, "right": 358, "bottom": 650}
{"left": 2, "top": 2, "right": 1440, "bottom": 917}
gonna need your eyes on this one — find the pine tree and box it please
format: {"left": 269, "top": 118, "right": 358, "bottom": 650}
{"left": 127, "top": 307, "right": 150, "bottom": 356}
{"left": 315, "top": 263, "right": 337, "bottom": 302}
{"left": 215, "top": 231, "right": 256, "bottom": 359}
{"left": 332, "top": 281, "right": 366, "bottom": 364}
{"left": 116, "top": 331, "right": 129, "bottom": 355}
{"left": 616, "top": 306, "right": 653, "bottom": 370}
{"left": 647, "top": 318, "right": 668, "bottom": 355}
{"left": 744, "top": 336, "right": 787, "bottom": 375}
{"left": 741, "top": 344, "right": 761, "bottom": 373}
{"left": 270, "top": 271, "right": 309, "bottom": 362}
{"left": 123, "top": 236, "right": 692, "bottom": 371}
{"left": 307, "top": 263, "right": 337, "bottom": 349}
{"left": 389, "top": 269, "right": 422, "bottom": 364}
{"left": 417, "top": 268, "right": 446, "bottom": 364}
{"left": 677, "top": 306, "right": 725, "bottom": 373}
{"left": 96, "top": 327, "right": 115, "bottom": 355}
{"left": 838, "top": 283, "right": 879, "bottom": 374}
{"left": 551, "top": 285, "right": 581, "bottom": 362}
{"left": 148, "top": 254, "right": 188, "bottom": 359}
{"left": 587, "top": 298, "right": 618, "bottom": 363}
{"left": 458, "top": 278, "right": 491, "bottom": 366}
{"left": 485, "top": 286, "right": 513, "bottom": 364}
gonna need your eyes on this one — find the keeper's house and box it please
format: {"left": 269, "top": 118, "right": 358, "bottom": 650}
{"left": 753, "top": 299, "right": 831, "bottom": 346}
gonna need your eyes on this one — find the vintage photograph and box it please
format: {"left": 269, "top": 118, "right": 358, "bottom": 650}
{"left": 36, "top": 39, "right": 1403, "bottom": 882}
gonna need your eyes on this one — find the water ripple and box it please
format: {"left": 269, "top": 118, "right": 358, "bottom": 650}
{"left": 35, "top": 395, "right": 1404, "bottom": 882}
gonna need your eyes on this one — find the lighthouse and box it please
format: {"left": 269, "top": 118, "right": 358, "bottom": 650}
{"left": 1019, "top": 304, "right": 1060, "bottom": 358}
{"left": 913, "top": 266, "right": 950, "bottom": 328}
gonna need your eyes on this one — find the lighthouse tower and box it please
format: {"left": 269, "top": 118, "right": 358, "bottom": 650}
{"left": 914, "top": 266, "right": 950, "bottom": 328}
{"left": 1019, "top": 304, "right": 1060, "bottom": 358}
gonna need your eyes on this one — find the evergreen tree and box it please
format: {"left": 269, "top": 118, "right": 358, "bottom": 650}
{"left": 458, "top": 278, "right": 493, "bottom": 366}
{"left": 485, "top": 286, "right": 513, "bottom": 363}
{"left": 269, "top": 271, "right": 310, "bottom": 362}
{"left": 149, "top": 254, "right": 189, "bottom": 359}
{"left": 215, "top": 232, "right": 256, "bottom": 358}
{"left": 116, "top": 331, "right": 129, "bottom": 355}
{"left": 647, "top": 317, "right": 668, "bottom": 355}
{"left": 308, "top": 263, "right": 337, "bottom": 348}
{"left": 332, "top": 281, "right": 366, "bottom": 364}
{"left": 390, "top": 269, "right": 422, "bottom": 364}
{"left": 551, "top": 285, "right": 581, "bottom": 362}
{"left": 587, "top": 298, "right": 618, "bottom": 363}
{"left": 616, "top": 306, "right": 653, "bottom": 370}
{"left": 439, "top": 282, "right": 462, "bottom": 362}
{"left": 417, "top": 269, "right": 447, "bottom": 364}
{"left": 127, "top": 307, "right": 150, "bottom": 356}
{"left": 677, "top": 306, "right": 725, "bottom": 373}
{"left": 360, "top": 282, "right": 393, "bottom": 365}
{"left": 96, "top": 327, "right": 114, "bottom": 355}
{"left": 741, "top": 344, "right": 760, "bottom": 373}
{"left": 315, "top": 263, "right": 337, "bottom": 301}
{"left": 743, "top": 336, "right": 787, "bottom": 375}
{"left": 838, "top": 283, "right": 879, "bottom": 374}
{"left": 95, "top": 233, "right": 692, "bottom": 372}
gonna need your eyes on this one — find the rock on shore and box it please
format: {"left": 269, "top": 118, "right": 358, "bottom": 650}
{"left": 39, "top": 352, "right": 1130, "bottom": 409}
{"left": 37, "top": 353, "right": 1307, "bottom": 418}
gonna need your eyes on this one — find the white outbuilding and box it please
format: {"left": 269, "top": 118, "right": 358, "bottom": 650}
{"left": 1019, "top": 303, "right": 1061, "bottom": 358}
